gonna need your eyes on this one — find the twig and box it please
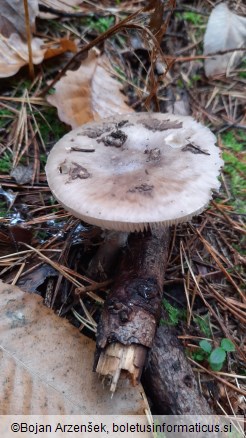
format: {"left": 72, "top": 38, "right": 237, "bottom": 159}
{"left": 23, "top": 0, "right": 35, "bottom": 79}
{"left": 38, "top": 4, "right": 84, "bottom": 17}
{"left": 39, "top": 8, "right": 145, "bottom": 96}
{"left": 189, "top": 358, "right": 246, "bottom": 397}
{"left": 195, "top": 228, "right": 246, "bottom": 302}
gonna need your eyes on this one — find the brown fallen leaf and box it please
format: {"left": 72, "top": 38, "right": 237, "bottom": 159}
{"left": 44, "top": 38, "right": 77, "bottom": 59}
{"left": 0, "top": 1, "right": 78, "bottom": 78}
{"left": 0, "top": 33, "right": 46, "bottom": 78}
{"left": 47, "top": 51, "right": 133, "bottom": 128}
{"left": 0, "top": 33, "right": 78, "bottom": 78}
{"left": 17, "top": 264, "right": 57, "bottom": 294}
{"left": 8, "top": 225, "right": 33, "bottom": 245}
{"left": 0, "top": 280, "right": 149, "bottom": 415}
{"left": 0, "top": 0, "right": 38, "bottom": 40}
{"left": 38, "top": 0, "right": 83, "bottom": 19}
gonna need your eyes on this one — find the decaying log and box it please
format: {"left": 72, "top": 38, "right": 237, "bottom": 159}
{"left": 95, "top": 228, "right": 170, "bottom": 392}
{"left": 142, "top": 317, "right": 212, "bottom": 414}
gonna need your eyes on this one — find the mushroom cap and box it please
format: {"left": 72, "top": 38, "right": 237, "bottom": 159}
{"left": 45, "top": 113, "right": 223, "bottom": 232}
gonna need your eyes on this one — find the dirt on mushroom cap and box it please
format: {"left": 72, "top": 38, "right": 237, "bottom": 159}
{"left": 45, "top": 112, "right": 223, "bottom": 232}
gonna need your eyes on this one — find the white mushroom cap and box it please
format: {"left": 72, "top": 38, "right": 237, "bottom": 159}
{"left": 45, "top": 113, "right": 223, "bottom": 232}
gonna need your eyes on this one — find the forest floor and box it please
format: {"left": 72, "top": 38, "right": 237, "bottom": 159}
{"left": 0, "top": 0, "right": 245, "bottom": 420}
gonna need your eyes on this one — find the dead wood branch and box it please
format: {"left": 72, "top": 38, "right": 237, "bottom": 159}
{"left": 143, "top": 317, "right": 212, "bottom": 415}
{"left": 95, "top": 228, "right": 170, "bottom": 392}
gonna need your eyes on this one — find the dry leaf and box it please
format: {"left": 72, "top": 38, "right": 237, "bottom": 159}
{"left": 10, "top": 164, "right": 34, "bottom": 185}
{"left": 47, "top": 51, "right": 133, "bottom": 128}
{"left": 0, "top": 1, "right": 78, "bottom": 78}
{"left": 0, "top": 33, "right": 46, "bottom": 78}
{"left": 38, "top": 0, "right": 83, "bottom": 19}
{"left": 17, "top": 264, "right": 57, "bottom": 293}
{"left": 0, "top": 34, "right": 78, "bottom": 78}
{"left": 0, "top": 0, "right": 38, "bottom": 40}
{"left": 204, "top": 3, "right": 246, "bottom": 77}
{"left": 44, "top": 38, "right": 77, "bottom": 59}
{"left": 0, "top": 280, "right": 148, "bottom": 415}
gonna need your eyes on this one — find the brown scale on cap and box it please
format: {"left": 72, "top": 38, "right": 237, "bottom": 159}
{"left": 139, "top": 118, "right": 183, "bottom": 131}
{"left": 101, "top": 129, "right": 128, "bottom": 148}
{"left": 128, "top": 183, "right": 154, "bottom": 195}
{"left": 46, "top": 112, "right": 223, "bottom": 232}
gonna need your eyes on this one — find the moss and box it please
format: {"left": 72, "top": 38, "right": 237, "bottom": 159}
{"left": 0, "top": 201, "right": 8, "bottom": 216}
{"left": 182, "top": 12, "right": 205, "bottom": 26}
{"left": 34, "top": 107, "right": 68, "bottom": 145}
{"left": 0, "top": 108, "right": 14, "bottom": 129}
{"left": 86, "top": 16, "right": 115, "bottom": 33}
{"left": 161, "top": 298, "right": 186, "bottom": 326}
{"left": 0, "top": 152, "right": 12, "bottom": 173}
{"left": 221, "top": 130, "right": 246, "bottom": 214}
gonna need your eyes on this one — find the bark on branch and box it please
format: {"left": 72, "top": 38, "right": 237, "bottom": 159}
{"left": 142, "top": 317, "right": 212, "bottom": 414}
{"left": 95, "top": 228, "right": 170, "bottom": 391}
{"left": 94, "top": 228, "right": 212, "bottom": 414}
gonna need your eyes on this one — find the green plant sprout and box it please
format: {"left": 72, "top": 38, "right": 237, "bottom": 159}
{"left": 87, "top": 16, "right": 114, "bottom": 33}
{"left": 193, "top": 338, "right": 235, "bottom": 371}
{"left": 182, "top": 11, "right": 204, "bottom": 26}
{"left": 161, "top": 298, "right": 186, "bottom": 326}
{"left": 175, "top": 11, "right": 205, "bottom": 26}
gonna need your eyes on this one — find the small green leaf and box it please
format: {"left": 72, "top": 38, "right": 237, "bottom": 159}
{"left": 199, "top": 340, "right": 212, "bottom": 354}
{"left": 209, "top": 347, "right": 226, "bottom": 365}
{"left": 220, "top": 338, "right": 235, "bottom": 352}
{"left": 210, "top": 362, "right": 224, "bottom": 371}
{"left": 193, "top": 351, "right": 207, "bottom": 361}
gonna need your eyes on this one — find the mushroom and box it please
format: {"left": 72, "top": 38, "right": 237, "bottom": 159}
{"left": 45, "top": 112, "right": 223, "bottom": 390}
{"left": 45, "top": 112, "right": 222, "bottom": 231}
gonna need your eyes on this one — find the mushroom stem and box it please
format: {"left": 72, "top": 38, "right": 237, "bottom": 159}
{"left": 95, "top": 227, "right": 171, "bottom": 392}
{"left": 87, "top": 231, "right": 128, "bottom": 281}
